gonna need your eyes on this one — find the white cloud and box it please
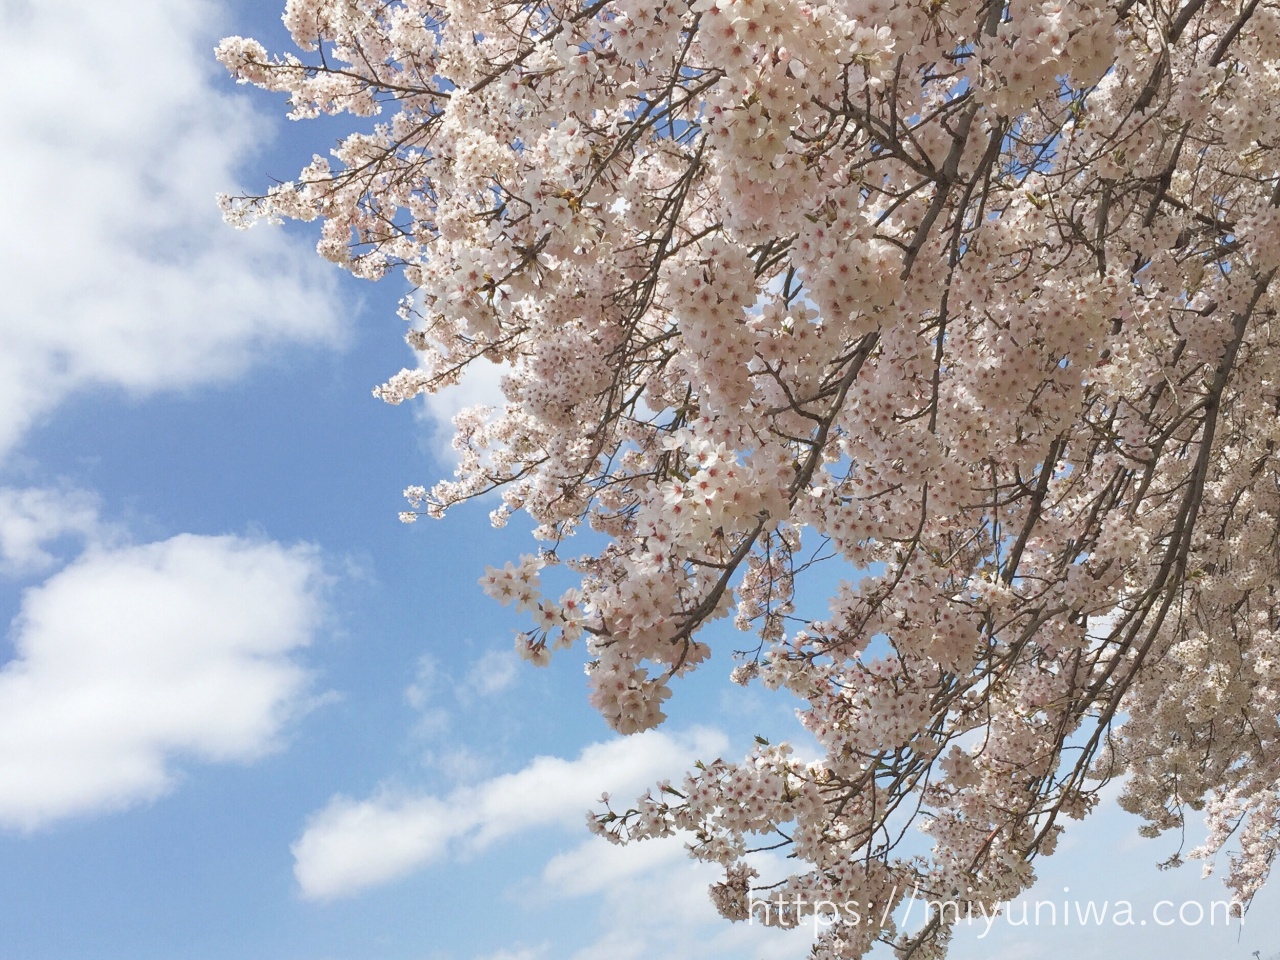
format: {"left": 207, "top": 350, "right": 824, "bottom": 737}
{"left": 403, "top": 650, "right": 520, "bottom": 749}
{"left": 465, "top": 649, "right": 519, "bottom": 697}
{"left": 1086, "top": 608, "right": 1123, "bottom": 646}
{"left": 407, "top": 650, "right": 520, "bottom": 709}
{"left": 471, "top": 948, "right": 549, "bottom": 960}
{"left": 556, "top": 847, "right": 726, "bottom": 960}
{"left": 424, "top": 745, "right": 491, "bottom": 782}
{"left": 404, "top": 654, "right": 444, "bottom": 712}
{"left": 418, "top": 358, "right": 508, "bottom": 465}
{"left": 0, "top": 486, "right": 106, "bottom": 575}
{"left": 293, "top": 792, "right": 456, "bottom": 901}
{"left": 292, "top": 726, "right": 728, "bottom": 900}
{"left": 536, "top": 834, "right": 805, "bottom": 960}
{"left": 0, "top": 0, "right": 347, "bottom": 460}
{"left": 541, "top": 832, "right": 688, "bottom": 899}
{"left": 0, "top": 533, "right": 326, "bottom": 829}
{"left": 402, "top": 652, "right": 513, "bottom": 781}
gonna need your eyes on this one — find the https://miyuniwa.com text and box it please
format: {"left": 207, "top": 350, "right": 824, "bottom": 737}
{"left": 749, "top": 885, "right": 1245, "bottom": 938}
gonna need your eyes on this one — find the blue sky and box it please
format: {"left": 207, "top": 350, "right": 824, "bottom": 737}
{"left": 0, "top": 2, "right": 1278, "bottom": 959}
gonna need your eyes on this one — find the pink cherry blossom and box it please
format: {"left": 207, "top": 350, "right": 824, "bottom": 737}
{"left": 221, "top": 0, "right": 1280, "bottom": 954}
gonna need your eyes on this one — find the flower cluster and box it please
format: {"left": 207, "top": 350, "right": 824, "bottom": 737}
{"left": 222, "top": 0, "right": 1280, "bottom": 954}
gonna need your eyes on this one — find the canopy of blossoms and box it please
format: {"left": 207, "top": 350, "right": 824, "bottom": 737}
{"left": 219, "top": 0, "right": 1280, "bottom": 955}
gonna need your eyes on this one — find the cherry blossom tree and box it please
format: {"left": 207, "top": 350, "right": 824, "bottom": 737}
{"left": 218, "top": 0, "right": 1280, "bottom": 955}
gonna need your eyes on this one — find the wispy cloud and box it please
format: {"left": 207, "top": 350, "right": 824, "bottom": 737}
{"left": 470, "top": 948, "right": 549, "bottom": 960}
{"left": 0, "top": 486, "right": 107, "bottom": 576}
{"left": 464, "top": 649, "right": 520, "bottom": 698}
{"left": 403, "top": 649, "right": 523, "bottom": 746}
{"left": 291, "top": 727, "right": 728, "bottom": 899}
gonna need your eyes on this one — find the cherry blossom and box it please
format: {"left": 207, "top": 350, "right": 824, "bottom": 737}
{"left": 221, "top": 0, "right": 1280, "bottom": 954}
